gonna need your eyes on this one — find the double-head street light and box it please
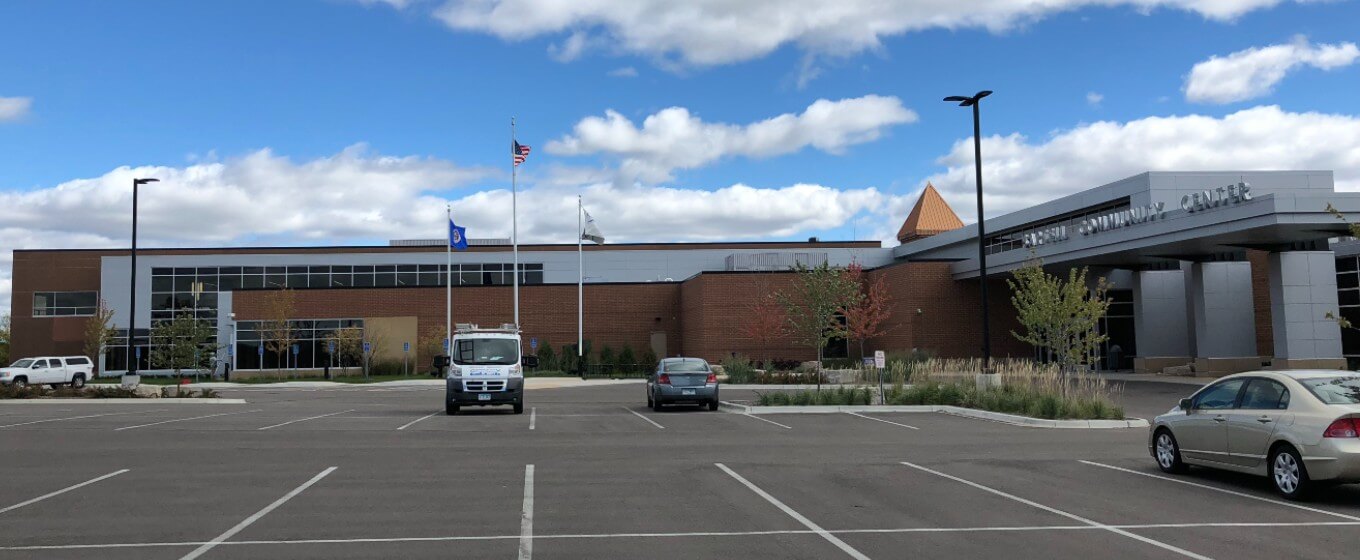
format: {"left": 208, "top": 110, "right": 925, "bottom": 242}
{"left": 125, "top": 177, "right": 159, "bottom": 386}
{"left": 943, "top": 91, "right": 994, "bottom": 374}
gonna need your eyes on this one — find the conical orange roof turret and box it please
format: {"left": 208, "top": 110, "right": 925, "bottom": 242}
{"left": 897, "top": 183, "right": 964, "bottom": 244}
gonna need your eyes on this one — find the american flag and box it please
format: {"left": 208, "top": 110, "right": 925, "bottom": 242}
{"left": 513, "top": 141, "right": 531, "bottom": 166}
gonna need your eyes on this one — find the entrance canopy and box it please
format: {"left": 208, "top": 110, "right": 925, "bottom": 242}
{"left": 895, "top": 171, "right": 1357, "bottom": 279}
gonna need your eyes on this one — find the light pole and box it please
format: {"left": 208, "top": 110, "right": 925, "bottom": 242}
{"left": 943, "top": 91, "right": 995, "bottom": 378}
{"left": 124, "top": 177, "right": 159, "bottom": 387}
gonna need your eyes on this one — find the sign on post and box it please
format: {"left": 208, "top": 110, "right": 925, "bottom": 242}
{"left": 328, "top": 340, "right": 336, "bottom": 354}
{"left": 292, "top": 344, "right": 299, "bottom": 356}
{"left": 874, "top": 350, "right": 886, "bottom": 369}
{"left": 403, "top": 342, "right": 410, "bottom": 353}
{"left": 530, "top": 337, "right": 538, "bottom": 350}
{"left": 363, "top": 342, "right": 371, "bottom": 354}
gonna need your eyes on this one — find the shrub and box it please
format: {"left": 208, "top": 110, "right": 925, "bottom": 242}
{"left": 641, "top": 348, "right": 659, "bottom": 372}
{"left": 537, "top": 344, "right": 558, "bottom": 372}
{"left": 617, "top": 345, "right": 637, "bottom": 373}
{"left": 597, "top": 345, "right": 615, "bottom": 372}
{"left": 369, "top": 360, "right": 404, "bottom": 377}
{"left": 722, "top": 355, "right": 757, "bottom": 383}
{"left": 559, "top": 345, "right": 578, "bottom": 374}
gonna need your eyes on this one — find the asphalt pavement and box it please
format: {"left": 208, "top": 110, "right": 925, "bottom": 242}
{"left": 1, "top": 378, "right": 1356, "bottom": 559}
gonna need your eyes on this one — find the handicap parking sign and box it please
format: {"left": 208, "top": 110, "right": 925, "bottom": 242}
{"left": 292, "top": 344, "right": 299, "bottom": 356}
{"left": 531, "top": 337, "right": 537, "bottom": 350}
{"left": 257, "top": 346, "right": 264, "bottom": 356}
{"left": 403, "top": 342, "right": 410, "bottom": 353}
{"left": 363, "top": 342, "right": 371, "bottom": 353}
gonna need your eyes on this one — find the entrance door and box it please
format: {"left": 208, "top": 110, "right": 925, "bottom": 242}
{"left": 1099, "top": 289, "right": 1136, "bottom": 370}
{"left": 650, "top": 332, "right": 667, "bottom": 359}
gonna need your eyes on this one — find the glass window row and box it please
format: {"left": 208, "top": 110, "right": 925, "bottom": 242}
{"left": 152, "top": 263, "right": 544, "bottom": 290}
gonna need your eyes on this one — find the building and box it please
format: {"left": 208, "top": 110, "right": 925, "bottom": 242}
{"left": 9, "top": 170, "right": 1360, "bottom": 376}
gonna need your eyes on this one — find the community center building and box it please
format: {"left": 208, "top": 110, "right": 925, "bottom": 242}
{"left": 10, "top": 170, "right": 1360, "bottom": 376}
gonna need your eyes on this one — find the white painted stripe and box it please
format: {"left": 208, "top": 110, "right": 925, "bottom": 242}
{"left": 621, "top": 406, "right": 664, "bottom": 429}
{"left": 0, "top": 410, "right": 163, "bottom": 429}
{"left": 519, "top": 465, "right": 534, "bottom": 560}
{"left": 0, "top": 470, "right": 129, "bottom": 516}
{"left": 846, "top": 411, "right": 919, "bottom": 430}
{"left": 257, "top": 410, "right": 354, "bottom": 430}
{"left": 1078, "top": 460, "right": 1360, "bottom": 521}
{"left": 396, "top": 411, "right": 440, "bottom": 431}
{"left": 901, "top": 462, "right": 1213, "bottom": 560}
{"left": 179, "top": 466, "right": 337, "bottom": 560}
{"left": 740, "top": 413, "right": 792, "bottom": 429}
{"left": 529, "top": 407, "right": 536, "bottom": 430}
{"left": 9, "top": 521, "right": 1360, "bottom": 551}
{"left": 716, "top": 463, "right": 870, "bottom": 560}
{"left": 115, "top": 410, "right": 261, "bottom": 431}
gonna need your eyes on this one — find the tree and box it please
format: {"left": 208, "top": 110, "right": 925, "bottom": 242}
{"left": 841, "top": 262, "right": 892, "bottom": 361}
{"left": 82, "top": 300, "right": 117, "bottom": 374}
{"left": 361, "top": 323, "right": 388, "bottom": 378}
{"left": 777, "top": 262, "right": 861, "bottom": 392}
{"left": 641, "top": 347, "right": 658, "bottom": 372}
{"left": 0, "top": 314, "right": 10, "bottom": 366}
{"left": 537, "top": 343, "right": 558, "bottom": 372}
{"left": 559, "top": 344, "right": 577, "bottom": 376}
{"left": 149, "top": 312, "right": 218, "bottom": 380}
{"left": 418, "top": 325, "right": 449, "bottom": 369}
{"left": 739, "top": 291, "right": 790, "bottom": 370}
{"left": 618, "top": 344, "right": 636, "bottom": 373}
{"left": 260, "top": 288, "right": 298, "bottom": 378}
{"left": 598, "top": 345, "right": 615, "bottom": 375}
{"left": 329, "top": 326, "right": 364, "bottom": 375}
{"left": 1007, "top": 257, "right": 1112, "bottom": 374}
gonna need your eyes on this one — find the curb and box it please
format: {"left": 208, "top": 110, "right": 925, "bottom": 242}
{"left": 718, "top": 401, "right": 1147, "bottom": 429}
{"left": 0, "top": 398, "right": 248, "bottom": 405}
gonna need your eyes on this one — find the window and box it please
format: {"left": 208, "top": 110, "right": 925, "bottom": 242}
{"left": 453, "top": 339, "right": 519, "bottom": 365}
{"left": 1192, "top": 379, "right": 1246, "bottom": 410}
{"left": 66, "top": 357, "right": 91, "bottom": 366}
{"left": 32, "top": 291, "right": 98, "bottom": 317}
{"left": 1239, "top": 379, "right": 1289, "bottom": 410}
{"left": 9, "top": 359, "right": 35, "bottom": 368}
{"left": 1300, "top": 376, "right": 1360, "bottom": 405}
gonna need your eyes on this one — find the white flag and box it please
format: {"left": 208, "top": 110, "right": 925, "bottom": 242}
{"left": 581, "top": 209, "right": 605, "bottom": 245}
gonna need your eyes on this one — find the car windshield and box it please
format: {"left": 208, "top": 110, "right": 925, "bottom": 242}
{"left": 663, "top": 360, "right": 709, "bottom": 373}
{"left": 1300, "top": 376, "right": 1360, "bottom": 404}
{"left": 453, "top": 338, "right": 519, "bottom": 365}
{"left": 9, "top": 359, "right": 34, "bottom": 368}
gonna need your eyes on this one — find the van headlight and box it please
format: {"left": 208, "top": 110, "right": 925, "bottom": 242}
{"left": 509, "top": 364, "right": 523, "bottom": 377}
{"left": 446, "top": 365, "right": 462, "bottom": 379}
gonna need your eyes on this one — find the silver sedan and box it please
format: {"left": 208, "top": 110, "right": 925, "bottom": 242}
{"left": 1150, "top": 370, "right": 1360, "bottom": 500}
{"left": 647, "top": 358, "right": 719, "bottom": 411}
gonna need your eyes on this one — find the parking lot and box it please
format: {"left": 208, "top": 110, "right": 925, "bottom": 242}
{"left": 1, "top": 380, "right": 1358, "bottom": 559}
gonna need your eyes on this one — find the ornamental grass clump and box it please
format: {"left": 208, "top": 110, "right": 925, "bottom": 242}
{"left": 883, "top": 358, "right": 1125, "bottom": 420}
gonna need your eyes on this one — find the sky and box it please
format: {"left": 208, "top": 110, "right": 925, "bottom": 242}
{"left": 1, "top": 0, "right": 1359, "bottom": 313}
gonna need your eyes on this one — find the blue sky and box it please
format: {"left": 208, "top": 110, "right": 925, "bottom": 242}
{"left": 1, "top": 0, "right": 1359, "bottom": 309}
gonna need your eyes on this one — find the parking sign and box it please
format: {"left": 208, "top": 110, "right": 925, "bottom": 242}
{"left": 874, "top": 350, "right": 886, "bottom": 369}
{"left": 403, "top": 342, "right": 410, "bottom": 353}
{"left": 257, "top": 346, "right": 264, "bottom": 356}
{"left": 363, "top": 342, "right": 371, "bottom": 353}
{"left": 292, "top": 344, "right": 299, "bottom": 356}
{"left": 530, "top": 337, "right": 537, "bottom": 350}
{"left": 328, "top": 340, "right": 335, "bottom": 354}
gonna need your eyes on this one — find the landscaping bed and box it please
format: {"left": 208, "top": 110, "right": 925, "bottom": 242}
{"left": 1, "top": 384, "right": 220, "bottom": 400}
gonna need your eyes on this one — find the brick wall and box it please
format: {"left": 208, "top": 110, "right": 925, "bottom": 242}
{"left": 678, "top": 272, "right": 814, "bottom": 363}
{"left": 9, "top": 250, "right": 115, "bottom": 360}
{"left": 1247, "top": 250, "right": 1275, "bottom": 358}
{"left": 866, "top": 261, "right": 1029, "bottom": 360}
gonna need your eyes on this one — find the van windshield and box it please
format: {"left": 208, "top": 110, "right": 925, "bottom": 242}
{"left": 454, "top": 339, "right": 519, "bottom": 365}
{"left": 9, "top": 359, "right": 34, "bottom": 368}
{"left": 1301, "top": 376, "right": 1360, "bottom": 404}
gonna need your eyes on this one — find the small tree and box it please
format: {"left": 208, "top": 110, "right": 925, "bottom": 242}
{"left": 598, "top": 345, "right": 615, "bottom": 375}
{"left": 82, "top": 300, "right": 117, "bottom": 374}
{"left": 1007, "top": 257, "right": 1112, "bottom": 375}
{"left": 641, "top": 347, "right": 659, "bottom": 372}
{"left": 419, "top": 325, "right": 449, "bottom": 369}
{"left": 618, "top": 344, "right": 637, "bottom": 373}
{"left": 0, "top": 314, "right": 11, "bottom": 366}
{"left": 559, "top": 344, "right": 577, "bottom": 375}
{"left": 149, "top": 312, "right": 218, "bottom": 380}
{"left": 740, "top": 291, "right": 790, "bottom": 370}
{"left": 260, "top": 289, "right": 298, "bottom": 377}
{"left": 361, "top": 324, "right": 388, "bottom": 378}
{"left": 777, "top": 262, "right": 861, "bottom": 392}
{"left": 841, "top": 262, "right": 892, "bottom": 361}
{"left": 330, "top": 326, "right": 364, "bottom": 375}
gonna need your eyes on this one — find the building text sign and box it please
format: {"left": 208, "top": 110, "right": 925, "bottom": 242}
{"left": 1181, "top": 181, "right": 1252, "bottom": 212}
{"left": 1022, "top": 182, "right": 1253, "bottom": 248}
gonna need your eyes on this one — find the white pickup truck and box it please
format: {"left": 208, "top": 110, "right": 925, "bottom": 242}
{"left": 0, "top": 356, "right": 95, "bottom": 389}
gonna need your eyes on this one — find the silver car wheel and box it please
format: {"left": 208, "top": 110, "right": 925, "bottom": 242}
{"left": 1273, "top": 452, "right": 1300, "bottom": 495}
{"left": 1155, "top": 434, "right": 1177, "bottom": 469}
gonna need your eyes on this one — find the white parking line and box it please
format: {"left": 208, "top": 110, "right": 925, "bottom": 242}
{"left": 257, "top": 410, "right": 354, "bottom": 431}
{"left": 8, "top": 521, "right": 1360, "bottom": 551}
{"left": 1078, "top": 460, "right": 1360, "bottom": 521}
{"left": 115, "top": 410, "right": 262, "bottom": 431}
{"left": 716, "top": 463, "right": 871, "bottom": 560}
{"left": 0, "top": 470, "right": 129, "bottom": 515}
{"left": 0, "top": 410, "right": 164, "bottom": 429}
{"left": 529, "top": 407, "right": 536, "bottom": 430}
{"left": 519, "top": 465, "right": 534, "bottom": 560}
{"left": 179, "top": 466, "right": 337, "bottom": 560}
{"left": 621, "top": 406, "right": 664, "bottom": 429}
{"left": 845, "top": 411, "right": 919, "bottom": 430}
{"left": 396, "top": 411, "right": 440, "bottom": 431}
{"left": 739, "top": 413, "right": 792, "bottom": 429}
{"left": 901, "top": 462, "right": 1213, "bottom": 560}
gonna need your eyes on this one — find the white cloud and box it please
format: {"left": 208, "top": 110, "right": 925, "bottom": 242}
{"left": 0, "top": 145, "right": 491, "bottom": 313}
{"left": 547, "top": 95, "right": 917, "bottom": 183}
{"left": 0, "top": 97, "right": 33, "bottom": 122}
{"left": 353, "top": 0, "right": 413, "bottom": 9}
{"left": 433, "top": 0, "right": 1300, "bottom": 67}
{"left": 1185, "top": 37, "right": 1360, "bottom": 104}
{"left": 607, "top": 66, "right": 638, "bottom": 78}
{"left": 1086, "top": 92, "right": 1104, "bottom": 107}
{"left": 923, "top": 105, "right": 1360, "bottom": 221}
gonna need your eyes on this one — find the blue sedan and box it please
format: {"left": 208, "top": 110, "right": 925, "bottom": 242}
{"left": 647, "top": 358, "right": 719, "bottom": 411}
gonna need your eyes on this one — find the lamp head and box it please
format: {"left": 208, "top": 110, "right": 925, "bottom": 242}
{"left": 133, "top": 178, "right": 160, "bottom": 186}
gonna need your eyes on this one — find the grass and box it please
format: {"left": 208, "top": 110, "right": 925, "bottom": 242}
{"left": 752, "top": 358, "right": 1126, "bottom": 420}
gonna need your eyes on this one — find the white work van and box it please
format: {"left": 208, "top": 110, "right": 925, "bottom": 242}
{"left": 0, "top": 356, "right": 95, "bottom": 388}
{"left": 442, "top": 324, "right": 537, "bottom": 415}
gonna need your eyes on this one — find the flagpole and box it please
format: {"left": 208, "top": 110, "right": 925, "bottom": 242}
{"left": 511, "top": 117, "right": 520, "bottom": 329}
{"left": 582, "top": 194, "right": 587, "bottom": 361}
{"left": 446, "top": 204, "right": 452, "bottom": 358}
